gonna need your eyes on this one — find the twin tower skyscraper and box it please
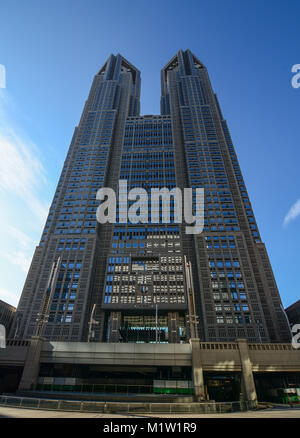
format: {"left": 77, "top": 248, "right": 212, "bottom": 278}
{"left": 10, "top": 50, "right": 290, "bottom": 344}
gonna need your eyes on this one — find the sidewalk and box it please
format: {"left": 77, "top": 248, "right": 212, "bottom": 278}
{"left": 1, "top": 406, "right": 300, "bottom": 418}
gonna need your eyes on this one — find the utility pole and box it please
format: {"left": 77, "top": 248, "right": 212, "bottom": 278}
{"left": 184, "top": 256, "right": 198, "bottom": 339}
{"left": 280, "top": 304, "right": 293, "bottom": 341}
{"left": 256, "top": 319, "right": 262, "bottom": 343}
{"left": 13, "top": 312, "right": 22, "bottom": 340}
{"left": 35, "top": 257, "right": 61, "bottom": 337}
{"left": 88, "top": 304, "right": 99, "bottom": 342}
{"left": 155, "top": 304, "right": 158, "bottom": 343}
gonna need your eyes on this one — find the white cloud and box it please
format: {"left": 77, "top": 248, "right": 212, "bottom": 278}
{"left": 8, "top": 225, "right": 33, "bottom": 248}
{"left": 0, "top": 90, "right": 49, "bottom": 225}
{"left": 0, "top": 287, "right": 19, "bottom": 307}
{"left": 0, "top": 91, "right": 50, "bottom": 288}
{"left": 1, "top": 250, "right": 32, "bottom": 273}
{"left": 0, "top": 131, "right": 49, "bottom": 224}
{"left": 283, "top": 199, "right": 300, "bottom": 227}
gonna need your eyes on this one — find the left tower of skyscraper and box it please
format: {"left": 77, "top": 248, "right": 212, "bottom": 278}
{"left": 10, "top": 54, "right": 141, "bottom": 341}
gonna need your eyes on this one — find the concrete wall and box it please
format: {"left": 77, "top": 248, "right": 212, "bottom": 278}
{"left": 0, "top": 340, "right": 29, "bottom": 366}
{"left": 1, "top": 339, "right": 300, "bottom": 372}
{"left": 1, "top": 339, "right": 300, "bottom": 373}
{"left": 1, "top": 338, "right": 300, "bottom": 402}
{"left": 195, "top": 342, "right": 242, "bottom": 372}
{"left": 249, "top": 343, "right": 300, "bottom": 372}
{"left": 40, "top": 342, "right": 192, "bottom": 367}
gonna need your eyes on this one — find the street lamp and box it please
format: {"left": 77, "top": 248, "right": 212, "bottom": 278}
{"left": 88, "top": 304, "right": 99, "bottom": 342}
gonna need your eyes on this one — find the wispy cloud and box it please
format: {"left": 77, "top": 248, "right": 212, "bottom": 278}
{"left": 8, "top": 225, "right": 34, "bottom": 248}
{"left": 0, "top": 90, "right": 49, "bottom": 225}
{"left": 0, "top": 90, "right": 50, "bottom": 296}
{"left": 0, "top": 287, "right": 20, "bottom": 307}
{"left": 283, "top": 199, "right": 300, "bottom": 227}
{"left": 1, "top": 250, "right": 31, "bottom": 273}
{"left": 0, "top": 131, "right": 49, "bottom": 223}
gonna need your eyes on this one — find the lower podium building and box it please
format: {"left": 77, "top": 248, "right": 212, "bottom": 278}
{"left": 1, "top": 338, "right": 300, "bottom": 405}
{"left": 2, "top": 51, "right": 299, "bottom": 406}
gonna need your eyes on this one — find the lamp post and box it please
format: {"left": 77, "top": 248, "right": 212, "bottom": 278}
{"left": 184, "top": 256, "right": 199, "bottom": 339}
{"left": 155, "top": 304, "right": 158, "bottom": 343}
{"left": 35, "top": 257, "right": 61, "bottom": 337}
{"left": 256, "top": 320, "right": 262, "bottom": 343}
{"left": 280, "top": 304, "right": 293, "bottom": 341}
{"left": 88, "top": 303, "right": 99, "bottom": 342}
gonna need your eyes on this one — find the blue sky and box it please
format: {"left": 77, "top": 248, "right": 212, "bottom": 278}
{"left": 0, "top": 0, "right": 299, "bottom": 308}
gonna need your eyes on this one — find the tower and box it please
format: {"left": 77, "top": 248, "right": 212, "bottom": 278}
{"left": 11, "top": 50, "right": 290, "bottom": 344}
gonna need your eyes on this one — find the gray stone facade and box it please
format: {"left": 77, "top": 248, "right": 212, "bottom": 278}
{"left": 10, "top": 50, "right": 290, "bottom": 344}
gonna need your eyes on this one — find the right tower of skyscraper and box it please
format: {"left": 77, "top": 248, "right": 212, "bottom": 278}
{"left": 161, "top": 49, "right": 290, "bottom": 343}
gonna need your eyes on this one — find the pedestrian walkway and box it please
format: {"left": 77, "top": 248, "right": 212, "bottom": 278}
{"left": 1, "top": 406, "right": 300, "bottom": 418}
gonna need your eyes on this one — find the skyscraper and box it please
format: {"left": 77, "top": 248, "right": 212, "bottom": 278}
{"left": 11, "top": 50, "right": 290, "bottom": 344}
{"left": 0, "top": 299, "right": 16, "bottom": 334}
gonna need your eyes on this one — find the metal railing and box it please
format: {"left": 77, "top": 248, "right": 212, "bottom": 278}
{"left": 6, "top": 340, "right": 30, "bottom": 347}
{"left": 199, "top": 342, "right": 238, "bottom": 350}
{"left": 248, "top": 343, "right": 293, "bottom": 351}
{"left": 0, "top": 395, "right": 256, "bottom": 414}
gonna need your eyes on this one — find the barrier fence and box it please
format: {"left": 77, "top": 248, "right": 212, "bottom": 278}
{"left": 0, "top": 395, "right": 257, "bottom": 414}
